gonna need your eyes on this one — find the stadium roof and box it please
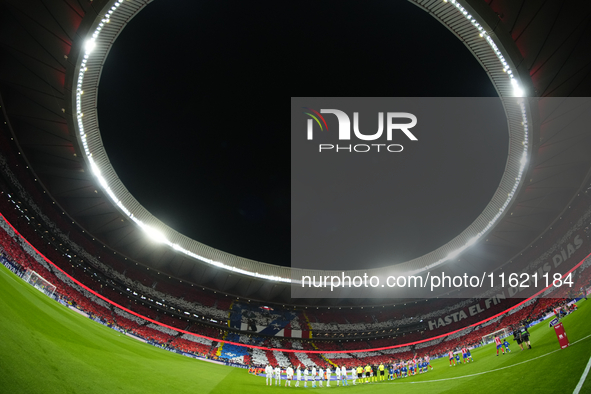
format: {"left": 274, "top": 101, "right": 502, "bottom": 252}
{"left": 1, "top": 0, "right": 590, "bottom": 305}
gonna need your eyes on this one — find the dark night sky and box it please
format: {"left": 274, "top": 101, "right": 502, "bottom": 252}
{"left": 98, "top": 0, "right": 506, "bottom": 268}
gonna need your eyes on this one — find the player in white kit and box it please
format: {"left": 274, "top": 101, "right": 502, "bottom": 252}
{"left": 304, "top": 366, "right": 309, "bottom": 388}
{"left": 286, "top": 366, "right": 294, "bottom": 387}
{"left": 335, "top": 364, "right": 341, "bottom": 386}
{"left": 326, "top": 366, "right": 331, "bottom": 387}
{"left": 295, "top": 365, "right": 301, "bottom": 387}
{"left": 265, "top": 364, "right": 273, "bottom": 386}
{"left": 274, "top": 365, "right": 281, "bottom": 386}
{"left": 318, "top": 367, "right": 324, "bottom": 387}
{"left": 311, "top": 366, "right": 317, "bottom": 388}
{"left": 341, "top": 365, "right": 348, "bottom": 386}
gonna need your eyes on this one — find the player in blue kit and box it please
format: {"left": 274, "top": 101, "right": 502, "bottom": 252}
{"left": 388, "top": 365, "right": 394, "bottom": 380}
{"left": 503, "top": 339, "right": 511, "bottom": 353}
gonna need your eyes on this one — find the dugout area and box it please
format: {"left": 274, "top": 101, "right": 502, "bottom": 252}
{"left": 1, "top": 262, "right": 590, "bottom": 394}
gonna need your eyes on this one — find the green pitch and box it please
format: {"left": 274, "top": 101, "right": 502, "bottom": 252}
{"left": 0, "top": 263, "right": 590, "bottom": 394}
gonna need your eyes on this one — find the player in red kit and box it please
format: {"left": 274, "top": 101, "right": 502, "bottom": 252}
{"left": 495, "top": 336, "right": 505, "bottom": 356}
{"left": 448, "top": 350, "right": 456, "bottom": 366}
{"left": 461, "top": 347, "right": 469, "bottom": 364}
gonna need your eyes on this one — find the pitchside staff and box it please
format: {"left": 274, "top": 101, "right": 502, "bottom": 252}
{"left": 512, "top": 323, "right": 532, "bottom": 351}
{"left": 519, "top": 324, "right": 532, "bottom": 349}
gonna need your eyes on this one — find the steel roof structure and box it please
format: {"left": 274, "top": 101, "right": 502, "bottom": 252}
{"left": 1, "top": 0, "right": 590, "bottom": 305}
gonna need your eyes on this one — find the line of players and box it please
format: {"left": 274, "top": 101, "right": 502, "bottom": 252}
{"left": 447, "top": 346, "right": 475, "bottom": 366}
{"left": 263, "top": 356, "right": 434, "bottom": 387}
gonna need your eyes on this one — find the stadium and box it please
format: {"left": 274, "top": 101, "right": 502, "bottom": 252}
{"left": 1, "top": 0, "right": 591, "bottom": 393}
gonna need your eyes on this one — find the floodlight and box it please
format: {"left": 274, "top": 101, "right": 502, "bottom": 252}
{"left": 446, "top": 249, "right": 461, "bottom": 260}
{"left": 511, "top": 78, "right": 525, "bottom": 97}
{"left": 143, "top": 226, "right": 167, "bottom": 243}
{"left": 84, "top": 38, "right": 96, "bottom": 54}
{"left": 520, "top": 152, "right": 528, "bottom": 167}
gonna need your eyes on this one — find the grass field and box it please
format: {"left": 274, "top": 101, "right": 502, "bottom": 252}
{"left": 1, "top": 263, "right": 590, "bottom": 394}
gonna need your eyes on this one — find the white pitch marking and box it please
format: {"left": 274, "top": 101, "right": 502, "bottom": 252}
{"left": 573, "top": 352, "right": 591, "bottom": 394}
